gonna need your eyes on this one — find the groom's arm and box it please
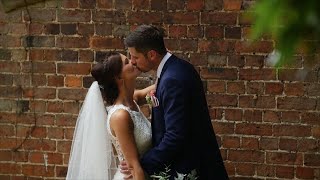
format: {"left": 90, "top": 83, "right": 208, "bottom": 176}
{"left": 140, "top": 78, "right": 190, "bottom": 175}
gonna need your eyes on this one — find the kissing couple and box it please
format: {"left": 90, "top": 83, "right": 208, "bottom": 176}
{"left": 66, "top": 25, "right": 229, "bottom": 180}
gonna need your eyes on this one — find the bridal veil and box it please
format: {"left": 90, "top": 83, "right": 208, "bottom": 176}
{"left": 66, "top": 81, "right": 117, "bottom": 180}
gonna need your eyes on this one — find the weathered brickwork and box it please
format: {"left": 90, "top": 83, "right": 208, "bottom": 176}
{"left": 0, "top": 0, "right": 319, "bottom": 179}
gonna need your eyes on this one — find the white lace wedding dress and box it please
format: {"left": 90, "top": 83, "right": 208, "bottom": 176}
{"left": 106, "top": 103, "right": 152, "bottom": 180}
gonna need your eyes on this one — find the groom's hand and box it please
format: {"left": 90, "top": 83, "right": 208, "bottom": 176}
{"left": 120, "top": 161, "right": 133, "bottom": 179}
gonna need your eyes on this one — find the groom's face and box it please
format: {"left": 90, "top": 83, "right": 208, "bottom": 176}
{"left": 128, "top": 47, "right": 153, "bottom": 73}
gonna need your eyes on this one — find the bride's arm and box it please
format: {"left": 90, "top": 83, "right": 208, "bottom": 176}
{"left": 134, "top": 84, "right": 156, "bottom": 105}
{"left": 110, "top": 110, "right": 145, "bottom": 180}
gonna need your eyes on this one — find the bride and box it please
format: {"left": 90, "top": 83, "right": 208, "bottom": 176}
{"left": 66, "top": 52, "right": 154, "bottom": 180}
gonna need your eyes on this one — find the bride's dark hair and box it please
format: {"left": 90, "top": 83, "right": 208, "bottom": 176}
{"left": 91, "top": 52, "right": 123, "bottom": 105}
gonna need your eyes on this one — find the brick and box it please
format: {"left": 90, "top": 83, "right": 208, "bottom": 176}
{"left": 199, "top": 40, "right": 235, "bottom": 53}
{"left": 61, "top": 50, "right": 78, "bottom": 62}
{"left": 22, "top": 139, "right": 56, "bottom": 151}
{"left": 188, "top": 26, "right": 204, "bottom": 38}
{"left": 201, "top": 12, "right": 237, "bottom": 25}
{"left": 29, "top": 22, "right": 44, "bottom": 35}
{"left": 312, "top": 126, "right": 320, "bottom": 138}
{"left": 90, "top": 37, "right": 124, "bottom": 49}
{"left": 279, "top": 69, "right": 318, "bottom": 82}
{"left": 301, "top": 112, "right": 320, "bottom": 126}
{"left": 58, "top": 88, "right": 87, "bottom": 100}
{"left": 47, "top": 128, "right": 64, "bottom": 139}
{"left": 257, "top": 164, "right": 275, "bottom": 177}
{"left": 239, "top": 12, "right": 253, "bottom": 25}
{"left": 296, "top": 167, "right": 315, "bottom": 179}
{"left": 57, "top": 37, "right": 89, "bottom": 48}
{"left": 208, "top": 55, "right": 227, "bottom": 67}
{"left": 64, "top": 128, "right": 75, "bottom": 140}
{"left": 265, "top": 82, "right": 283, "bottom": 95}
{"left": 24, "top": 9, "right": 56, "bottom": 22}
{"left": 207, "top": 81, "right": 225, "bottom": 93}
{"left": 57, "top": 141, "right": 72, "bottom": 153}
{"left": 79, "top": 0, "right": 96, "bottom": 9}
{"left": 0, "top": 61, "right": 20, "bottom": 73}
{"left": 56, "top": 166, "right": 68, "bottom": 177}
{"left": 263, "top": 111, "right": 280, "bottom": 123}
{"left": 23, "top": 88, "right": 56, "bottom": 99}
{"left": 78, "top": 23, "right": 94, "bottom": 36}
{"left": 22, "top": 62, "right": 56, "bottom": 73}
{"left": 243, "top": 110, "right": 262, "bottom": 122}
{"left": 186, "top": 0, "right": 204, "bottom": 10}
{"left": 189, "top": 53, "right": 207, "bottom": 66}
{"left": 236, "top": 163, "right": 255, "bottom": 176}
{"left": 0, "top": 163, "right": 20, "bottom": 174}
{"left": 97, "top": 0, "right": 112, "bottom": 8}
{"left": 201, "top": 67, "right": 237, "bottom": 80}
{"left": 239, "top": 95, "right": 276, "bottom": 108}
{"left": 273, "top": 125, "right": 311, "bottom": 137}
{"left": 279, "top": 138, "right": 297, "bottom": 151}
{"left": 228, "top": 150, "right": 264, "bottom": 163}
{"left": 0, "top": 150, "right": 12, "bottom": 161}
{"left": 223, "top": 136, "right": 240, "bottom": 148}
{"left": 207, "top": 94, "right": 238, "bottom": 107}
{"left": 212, "top": 121, "right": 234, "bottom": 134}
{"left": 278, "top": 97, "right": 316, "bottom": 110}
{"left": 225, "top": 27, "right": 241, "bottom": 39}
{"left": 164, "top": 12, "right": 198, "bottom": 24}
{"left": 225, "top": 108, "right": 242, "bottom": 121}
{"left": 133, "top": 0, "right": 149, "bottom": 10}
{"left": 240, "top": 69, "right": 276, "bottom": 80}
{"left": 306, "top": 83, "right": 320, "bottom": 96}
{"left": 115, "top": 0, "right": 131, "bottom": 10}
{"left": 205, "top": 0, "right": 223, "bottom": 10}
{"left": 22, "top": 164, "right": 54, "bottom": 177}
{"left": 65, "top": 76, "right": 82, "bottom": 87}
{"left": 268, "top": 152, "right": 302, "bottom": 165}
{"left": 227, "top": 81, "right": 245, "bottom": 94}
{"left": 79, "top": 50, "right": 94, "bottom": 62}
{"left": 168, "top": 0, "right": 185, "bottom": 10}
{"left": 0, "top": 35, "right": 21, "bottom": 47}
{"left": 205, "top": 26, "right": 224, "bottom": 39}
{"left": 224, "top": 0, "right": 242, "bottom": 11}
{"left": 113, "top": 24, "right": 130, "bottom": 37}
{"left": 93, "top": 10, "right": 126, "bottom": 23}
{"left": 56, "top": 114, "right": 77, "bottom": 126}
{"left": 11, "top": 49, "right": 27, "bottom": 61}
{"left": 236, "top": 123, "right": 272, "bottom": 136}
{"left": 0, "top": 74, "right": 13, "bottom": 85}
{"left": 276, "top": 166, "right": 294, "bottom": 179}
{"left": 228, "top": 55, "right": 245, "bottom": 67}
{"left": 29, "top": 100, "right": 46, "bottom": 113}
{"left": 151, "top": 0, "right": 167, "bottom": 10}
{"left": 8, "top": 23, "right": 27, "bottom": 35}
{"left": 23, "top": 36, "right": 55, "bottom": 47}
{"left": 235, "top": 41, "right": 274, "bottom": 53}
{"left": 128, "top": 11, "right": 162, "bottom": 24}
{"left": 95, "top": 23, "right": 112, "bottom": 36}
{"left": 57, "top": 63, "right": 91, "bottom": 75}
{"left": 47, "top": 101, "right": 64, "bottom": 113}
{"left": 63, "top": 101, "right": 80, "bottom": 114}
{"left": 246, "top": 82, "right": 264, "bottom": 94}
{"left": 282, "top": 111, "right": 300, "bottom": 123}
{"left": 304, "top": 154, "right": 320, "bottom": 166}
{"left": 58, "top": 9, "right": 91, "bottom": 22}
{"left": 11, "top": 74, "right": 30, "bottom": 89}
{"left": 44, "top": 49, "right": 61, "bottom": 61}
{"left": 168, "top": 25, "right": 187, "bottom": 38}
{"left": 241, "top": 137, "right": 259, "bottom": 150}
{"left": 0, "top": 124, "right": 14, "bottom": 136}
{"left": 164, "top": 39, "right": 180, "bottom": 51}
{"left": 61, "top": 24, "right": 77, "bottom": 35}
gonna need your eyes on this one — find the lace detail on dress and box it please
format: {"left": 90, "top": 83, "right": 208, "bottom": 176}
{"left": 106, "top": 103, "right": 152, "bottom": 163}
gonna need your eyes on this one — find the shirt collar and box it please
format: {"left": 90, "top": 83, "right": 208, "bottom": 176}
{"left": 156, "top": 52, "right": 172, "bottom": 78}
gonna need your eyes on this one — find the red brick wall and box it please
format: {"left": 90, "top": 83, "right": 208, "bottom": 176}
{"left": 0, "top": 0, "right": 319, "bottom": 179}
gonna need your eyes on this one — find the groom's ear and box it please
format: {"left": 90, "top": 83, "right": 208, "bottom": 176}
{"left": 147, "top": 50, "right": 157, "bottom": 61}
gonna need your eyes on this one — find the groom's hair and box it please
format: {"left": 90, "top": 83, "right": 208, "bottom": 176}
{"left": 124, "top": 25, "right": 167, "bottom": 56}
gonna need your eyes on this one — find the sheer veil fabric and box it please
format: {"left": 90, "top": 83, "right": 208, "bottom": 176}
{"left": 66, "top": 81, "right": 117, "bottom": 180}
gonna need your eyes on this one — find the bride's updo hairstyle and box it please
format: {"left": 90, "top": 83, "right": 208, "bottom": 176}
{"left": 91, "top": 52, "right": 123, "bottom": 105}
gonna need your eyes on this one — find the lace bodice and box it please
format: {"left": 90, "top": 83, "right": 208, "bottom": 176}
{"left": 106, "top": 103, "right": 152, "bottom": 162}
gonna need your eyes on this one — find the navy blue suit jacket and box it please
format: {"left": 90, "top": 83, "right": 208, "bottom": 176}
{"left": 140, "top": 55, "right": 229, "bottom": 179}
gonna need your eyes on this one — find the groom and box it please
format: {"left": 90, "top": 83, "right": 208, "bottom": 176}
{"left": 123, "top": 25, "right": 229, "bottom": 179}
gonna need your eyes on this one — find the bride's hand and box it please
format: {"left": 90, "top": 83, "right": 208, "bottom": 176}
{"left": 120, "top": 161, "right": 133, "bottom": 179}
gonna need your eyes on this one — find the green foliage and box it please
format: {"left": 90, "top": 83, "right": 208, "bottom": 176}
{"left": 249, "top": 0, "right": 320, "bottom": 67}
{"left": 150, "top": 166, "right": 198, "bottom": 180}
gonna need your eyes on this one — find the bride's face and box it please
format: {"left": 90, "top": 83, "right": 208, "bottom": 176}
{"left": 119, "top": 53, "right": 141, "bottom": 80}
